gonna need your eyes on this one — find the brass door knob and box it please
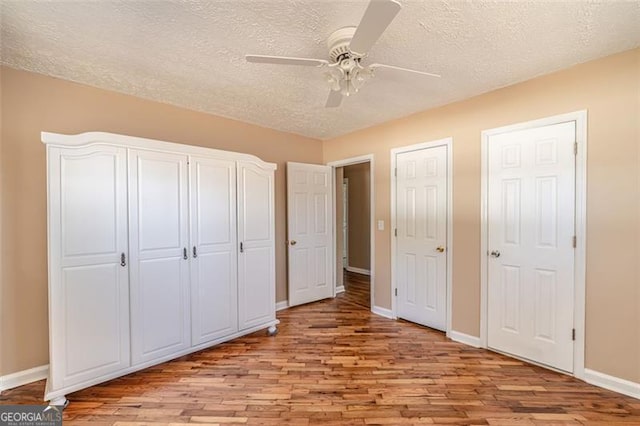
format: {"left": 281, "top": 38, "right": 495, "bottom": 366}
{"left": 436, "top": 246, "right": 445, "bottom": 253}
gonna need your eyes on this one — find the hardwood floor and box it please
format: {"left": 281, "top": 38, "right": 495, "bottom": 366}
{"left": 340, "top": 270, "right": 370, "bottom": 309}
{"left": 2, "top": 297, "right": 639, "bottom": 425}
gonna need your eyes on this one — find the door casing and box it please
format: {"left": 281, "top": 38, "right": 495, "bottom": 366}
{"left": 390, "top": 138, "right": 453, "bottom": 335}
{"left": 480, "top": 110, "right": 588, "bottom": 379}
{"left": 327, "top": 155, "right": 376, "bottom": 313}
{"left": 343, "top": 178, "right": 349, "bottom": 269}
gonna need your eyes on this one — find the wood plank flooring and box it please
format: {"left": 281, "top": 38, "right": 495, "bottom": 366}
{"left": 340, "top": 271, "right": 370, "bottom": 309}
{"left": 2, "top": 296, "right": 639, "bottom": 425}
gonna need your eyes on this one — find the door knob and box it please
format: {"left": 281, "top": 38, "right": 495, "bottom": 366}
{"left": 290, "top": 240, "right": 297, "bottom": 246}
{"left": 436, "top": 246, "right": 445, "bottom": 253}
{"left": 490, "top": 250, "right": 501, "bottom": 258}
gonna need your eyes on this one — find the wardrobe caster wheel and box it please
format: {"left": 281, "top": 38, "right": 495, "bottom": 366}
{"left": 49, "top": 396, "right": 69, "bottom": 409}
{"left": 267, "top": 325, "right": 278, "bottom": 336}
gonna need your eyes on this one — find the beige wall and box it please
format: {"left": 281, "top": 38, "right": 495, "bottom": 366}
{"left": 323, "top": 48, "right": 640, "bottom": 383}
{"left": 343, "top": 163, "right": 371, "bottom": 271}
{"left": 0, "top": 66, "right": 323, "bottom": 375}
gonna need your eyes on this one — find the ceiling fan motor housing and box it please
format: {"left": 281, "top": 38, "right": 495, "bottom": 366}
{"left": 327, "top": 26, "right": 358, "bottom": 62}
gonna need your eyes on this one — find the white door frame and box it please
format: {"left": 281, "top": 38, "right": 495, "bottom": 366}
{"left": 327, "top": 155, "right": 375, "bottom": 311}
{"left": 480, "top": 110, "right": 587, "bottom": 379}
{"left": 343, "top": 178, "right": 349, "bottom": 269}
{"left": 390, "top": 138, "right": 453, "bottom": 335}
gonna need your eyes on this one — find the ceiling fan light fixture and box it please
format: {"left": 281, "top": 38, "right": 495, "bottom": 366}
{"left": 325, "top": 57, "right": 374, "bottom": 96}
{"left": 325, "top": 68, "right": 344, "bottom": 92}
{"left": 341, "top": 79, "right": 352, "bottom": 97}
{"left": 351, "top": 67, "right": 373, "bottom": 91}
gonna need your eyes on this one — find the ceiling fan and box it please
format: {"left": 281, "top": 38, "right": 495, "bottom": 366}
{"left": 245, "top": 0, "right": 440, "bottom": 108}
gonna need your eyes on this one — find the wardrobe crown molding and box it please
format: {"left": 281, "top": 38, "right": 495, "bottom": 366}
{"left": 41, "top": 131, "right": 277, "bottom": 171}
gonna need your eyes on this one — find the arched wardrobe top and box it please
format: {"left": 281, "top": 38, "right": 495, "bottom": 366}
{"left": 41, "top": 131, "right": 277, "bottom": 171}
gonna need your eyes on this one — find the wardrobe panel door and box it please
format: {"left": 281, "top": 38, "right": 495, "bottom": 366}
{"left": 129, "top": 149, "right": 190, "bottom": 365}
{"left": 49, "top": 146, "right": 130, "bottom": 390}
{"left": 237, "top": 162, "right": 275, "bottom": 330}
{"left": 62, "top": 264, "right": 123, "bottom": 377}
{"left": 190, "top": 157, "right": 238, "bottom": 345}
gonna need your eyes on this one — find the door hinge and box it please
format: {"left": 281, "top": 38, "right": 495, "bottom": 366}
{"left": 394, "top": 167, "right": 397, "bottom": 177}
{"left": 572, "top": 328, "right": 576, "bottom": 341}
{"left": 572, "top": 235, "right": 577, "bottom": 248}
{"left": 394, "top": 228, "right": 397, "bottom": 237}
{"left": 395, "top": 288, "right": 398, "bottom": 296}
{"left": 574, "top": 142, "right": 578, "bottom": 156}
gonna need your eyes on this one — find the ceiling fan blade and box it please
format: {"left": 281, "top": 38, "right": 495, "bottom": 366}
{"left": 245, "top": 55, "right": 328, "bottom": 67}
{"left": 325, "top": 90, "right": 343, "bottom": 108}
{"left": 349, "top": 0, "right": 402, "bottom": 57}
{"left": 370, "top": 63, "right": 441, "bottom": 78}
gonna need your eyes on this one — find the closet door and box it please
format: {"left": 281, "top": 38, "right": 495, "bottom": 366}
{"left": 237, "top": 162, "right": 276, "bottom": 330}
{"left": 190, "top": 157, "right": 238, "bottom": 345}
{"left": 129, "top": 149, "right": 190, "bottom": 365}
{"left": 48, "top": 145, "right": 130, "bottom": 390}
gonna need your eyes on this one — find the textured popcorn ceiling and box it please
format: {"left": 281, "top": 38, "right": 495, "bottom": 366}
{"left": 1, "top": 1, "right": 639, "bottom": 140}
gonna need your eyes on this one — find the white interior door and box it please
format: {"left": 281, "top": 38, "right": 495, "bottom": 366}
{"left": 396, "top": 146, "right": 448, "bottom": 331}
{"left": 487, "top": 121, "right": 576, "bottom": 372}
{"left": 190, "top": 157, "right": 238, "bottom": 345}
{"left": 287, "top": 162, "right": 333, "bottom": 307}
{"left": 129, "top": 149, "right": 190, "bottom": 364}
{"left": 237, "top": 162, "right": 276, "bottom": 330}
{"left": 49, "top": 145, "right": 130, "bottom": 389}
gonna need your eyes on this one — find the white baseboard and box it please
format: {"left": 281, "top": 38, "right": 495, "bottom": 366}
{"left": 345, "top": 266, "right": 370, "bottom": 276}
{"left": 371, "top": 305, "right": 393, "bottom": 319}
{"left": 336, "top": 286, "right": 345, "bottom": 293}
{"left": 448, "top": 330, "right": 482, "bottom": 348}
{"left": 0, "top": 365, "right": 49, "bottom": 392}
{"left": 583, "top": 368, "right": 640, "bottom": 400}
{"left": 275, "top": 300, "right": 289, "bottom": 311}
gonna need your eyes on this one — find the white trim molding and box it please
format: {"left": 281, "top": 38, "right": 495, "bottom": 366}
{"left": 0, "top": 365, "right": 49, "bottom": 393}
{"left": 327, "top": 154, "right": 376, "bottom": 314}
{"left": 335, "top": 286, "right": 345, "bottom": 294}
{"left": 275, "top": 301, "right": 289, "bottom": 311}
{"left": 479, "top": 110, "right": 588, "bottom": 379}
{"left": 371, "top": 305, "right": 393, "bottom": 319}
{"left": 345, "top": 266, "right": 370, "bottom": 276}
{"left": 583, "top": 369, "right": 640, "bottom": 400}
{"left": 448, "top": 330, "right": 482, "bottom": 348}
{"left": 390, "top": 137, "right": 454, "bottom": 330}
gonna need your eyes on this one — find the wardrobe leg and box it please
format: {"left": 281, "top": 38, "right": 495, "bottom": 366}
{"left": 267, "top": 325, "right": 278, "bottom": 336}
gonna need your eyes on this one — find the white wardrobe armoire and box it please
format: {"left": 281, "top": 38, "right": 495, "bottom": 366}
{"left": 42, "top": 132, "right": 278, "bottom": 405}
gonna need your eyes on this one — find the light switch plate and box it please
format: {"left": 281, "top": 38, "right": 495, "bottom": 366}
{"left": 377, "top": 220, "right": 384, "bottom": 231}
